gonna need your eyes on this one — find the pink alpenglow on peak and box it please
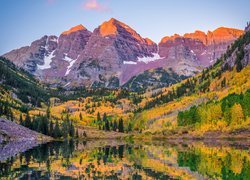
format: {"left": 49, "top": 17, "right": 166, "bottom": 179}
{"left": 62, "top": 25, "right": 87, "bottom": 35}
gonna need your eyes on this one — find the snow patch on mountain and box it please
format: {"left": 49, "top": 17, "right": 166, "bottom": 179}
{"left": 137, "top": 53, "right": 164, "bottom": 64}
{"left": 123, "top": 61, "right": 137, "bottom": 65}
{"left": 37, "top": 50, "right": 55, "bottom": 70}
{"left": 64, "top": 54, "right": 79, "bottom": 76}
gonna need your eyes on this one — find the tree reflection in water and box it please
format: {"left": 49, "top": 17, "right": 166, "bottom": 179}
{"left": 0, "top": 140, "right": 250, "bottom": 179}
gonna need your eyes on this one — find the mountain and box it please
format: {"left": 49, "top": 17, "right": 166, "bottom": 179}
{"left": 3, "top": 24, "right": 92, "bottom": 84}
{"left": 67, "top": 18, "right": 157, "bottom": 88}
{"left": 158, "top": 27, "right": 244, "bottom": 75}
{"left": 131, "top": 30, "right": 250, "bottom": 136}
{"left": 0, "top": 26, "right": 249, "bottom": 140}
{"left": 2, "top": 18, "right": 243, "bottom": 89}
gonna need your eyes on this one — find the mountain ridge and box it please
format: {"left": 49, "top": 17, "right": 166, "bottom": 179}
{"left": 2, "top": 18, "right": 243, "bottom": 89}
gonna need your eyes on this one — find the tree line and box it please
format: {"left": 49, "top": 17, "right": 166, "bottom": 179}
{"left": 94, "top": 112, "right": 127, "bottom": 133}
{"left": 177, "top": 89, "right": 250, "bottom": 127}
{"left": 20, "top": 107, "right": 78, "bottom": 139}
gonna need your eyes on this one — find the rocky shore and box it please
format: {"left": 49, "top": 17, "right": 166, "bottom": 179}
{"left": 0, "top": 118, "right": 52, "bottom": 161}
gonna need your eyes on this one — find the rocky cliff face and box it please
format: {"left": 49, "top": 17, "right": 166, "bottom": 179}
{"left": 3, "top": 25, "right": 92, "bottom": 84}
{"left": 66, "top": 18, "right": 158, "bottom": 87}
{"left": 158, "top": 27, "right": 244, "bottom": 76}
{"left": 2, "top": 19, "right": 243, "bottom": 88}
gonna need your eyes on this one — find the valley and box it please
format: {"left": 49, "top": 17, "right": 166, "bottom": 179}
{"left": 0, "top": 4, "right": 250, "bottom": 178}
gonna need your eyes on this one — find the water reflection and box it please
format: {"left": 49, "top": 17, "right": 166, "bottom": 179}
{"left": 0, "top": 140, "right": 250, "bottom": 179}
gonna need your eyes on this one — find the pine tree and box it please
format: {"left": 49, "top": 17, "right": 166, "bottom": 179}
{"left": 24, "top": 113, "right": 31, "bottom": 128}
{"left": 127, "top": 122, "right": 132, "bottom": 132}
{"left": 54, "top": 119, "right": 61, "bottom": 138}
{"left": 76, "top": 128, "right": 79, "bottom": 138}
{"left": 105, "top": 119, "right": 110, "bottom": 131}
{"left": 69, "top": 122, "right": 75, "bottom": 138}
{"left": 46, "top": 106, "right": 50, "bottom": 119}
{"left": 102, "top": 112, "right": 107, "bottom": 122}
{"left": 10, "top": 110, "right": 14, "bottom": 121}
{"left": 49, "top": 120, "right": 54, "bottom": 136}
{"left": 19, "top": 113, "right": 23, "bottom": 126}
{"left": 79, "top": 112, "right": 83, "bottom": 121}
{"left": 118, "top": 118, "right": 124, "bottom": 133}
{"left": 83, "top": 131, "right": 87, "bottom": 138}
{"left": 113, "top": 120, "right": 118, "bottom": 131}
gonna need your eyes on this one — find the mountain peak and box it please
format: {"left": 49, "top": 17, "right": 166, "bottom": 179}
{"left": 160, "top": 34, "right": 181, "bottom": 44}
{"left": 211, "top": 27, "right": 243, "bottom": 36}
{"left": 145, "top": 38, "right": 155, "bottom": 45}
{"left": 99, "top": 18, "right": 127, "bottom": 37}
{"left": 62, "top": 24, "right": 87, "bottom": 35}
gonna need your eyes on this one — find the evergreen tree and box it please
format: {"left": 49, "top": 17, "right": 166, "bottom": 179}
{"left": 49, "top": 120, "right": 54, "bottom": 136}
{"left": 79, "top": 112, "right": 83, "bottom": 121}
{"left": 54, "top": 119, "right": 61, "bottom": 138}
{"left": 118, "top": 118, "right": 124, "bottom": 133}
{"left": 76, "top": 128, "right": 79, "bottom": 138}
{"left": 105, "top": 119, "right": 110, "bottom": 131}
{"left": 10, "top": 110, "right": 14, "bottom": 121}
{"left": 62, "top": 119, "right": 69, "bottom": 138}
{"left": 102, "top": 113, "right": 107, "bottom": 122}
{"left": 46, "top": 106, "right": 50, "bottom": 119}
{"left": 113, "top": 120, "right": 118, "bottom": 131}
{"left": 83, "top": 131, "right": 87, "bottom": 138}
{"left": 24, "top": 113, "right": 32, "bottom": 128}
{"left": 127, "top": 122, "right": 132, "bottom": 132}
{"left": 69, "top": 122, "right": 75, "bottom": 137}
{"left": 19, "top": 113, "right": 23, "bottom": 126}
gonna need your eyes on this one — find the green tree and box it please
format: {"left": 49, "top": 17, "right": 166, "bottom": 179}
{"left": 19, "top": 113, "right": 24, "bottom": 126}
{"left": 79, "top": 112, "right": 83, "bottom": 121}
{"left": 24, "top": 113, "right": 32, "bottom": 128}
{"left": 127, "top": 122, "right": 132, "bottom": 132}
{"left": 96, "top": 112, "right": 101, "bottom": 125}
{"left": 113, "top": 120, "right": 118, "bottom": 131}
{"left": 69, "top": 122, "right": 75, "bottom": 137}
{"left": 118, "top": 118, "right": 124, "bottom": 133}
{"left": 105, "top": 119, "right": 110, "bottom": 131}
{"left": 49, "top": 120, "right": 54, "bottom": 136}
{"left": 54, "top": 119, "right": 61, "bottom": 138}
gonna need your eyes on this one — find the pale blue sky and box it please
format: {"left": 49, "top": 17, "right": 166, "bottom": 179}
{"left": 0, "top": 0, "right": 249, "bottom": 55}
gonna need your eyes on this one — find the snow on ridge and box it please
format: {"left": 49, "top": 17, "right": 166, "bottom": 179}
{"left": 65, "top": 59, "right": 77, "bottom": 76}
{"left": 50, "top": 37, "right": 58, "bottom": 42}
{"left": 137, "top": 53, "right": 164, "bottom": 64}
{"left": 64, "top": 53, "right": 74, "bottom": 62}
{"left": 123, "top": 61, "right": 137, "bottom": 65}
{"left": 64, "top": 54, "right": 79, "bottom": 76}
{"left": 37, "top": 50, "right": 55, "bottom": 70}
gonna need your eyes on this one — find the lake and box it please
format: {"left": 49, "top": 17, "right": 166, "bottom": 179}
{"left": 0, "top": 139, "right": 250, "bottom": 179}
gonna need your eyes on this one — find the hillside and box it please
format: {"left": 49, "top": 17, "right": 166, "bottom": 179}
{"left": 0, "top": 118, "right": 51, "bottom": 143}
{"left": 130, "top": 30, "right": 250, "bottom": 137}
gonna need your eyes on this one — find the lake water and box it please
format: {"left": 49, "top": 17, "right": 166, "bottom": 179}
{"left": 0, "top": 140, "right": 250, "bottom": 179}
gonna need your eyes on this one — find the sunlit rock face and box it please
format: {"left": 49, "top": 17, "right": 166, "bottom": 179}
{"left": 2, "top": 25, "right": 92, "bottom": 84}
{"left": 67, "top": 18, "right": 158, "bottom": 87}
{"left": 2, "top": 18, "right": 243, "bottom": 88}
{"left": 158, "top": 27, "right": 244, "bottom": 76}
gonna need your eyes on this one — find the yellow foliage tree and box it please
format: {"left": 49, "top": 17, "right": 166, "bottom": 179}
{"left": 210, "top": 103, "right": 223, "bottom": 123}
{"left": 230, "top": 103, "right": 245, "bottom": 125}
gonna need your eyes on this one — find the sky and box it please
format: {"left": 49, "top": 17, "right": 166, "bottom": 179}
{"left": 0, "top": 0, "right": 250, "bottom": 55}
